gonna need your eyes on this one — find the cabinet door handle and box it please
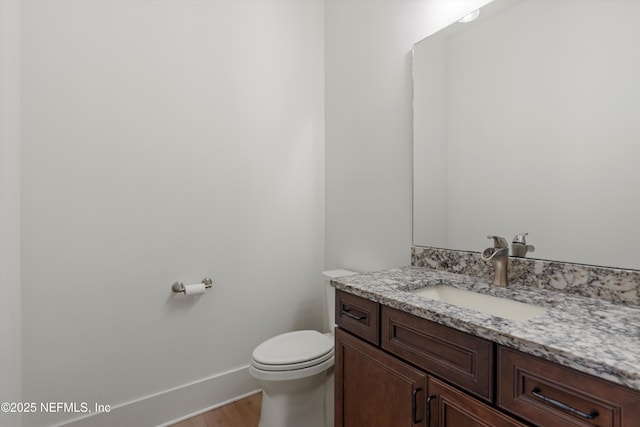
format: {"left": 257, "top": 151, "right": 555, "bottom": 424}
{"left": 412, "top": 387, "right": 422, "bottom": 424}
{"left": 341, "top": 306, "right": 365, "bottom": 321}
{"left": 531, "top": 387, "right": 599, "bottom": 420}
{"left": 426, "top": 394, "right": 437, "bottom": 426}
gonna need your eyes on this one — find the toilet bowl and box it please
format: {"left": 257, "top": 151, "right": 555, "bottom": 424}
{"left": 250, "top": 330, "right": 334, "bottom": 427}
{"left": 249, "top": 269, "right": 357, "bottom": 427}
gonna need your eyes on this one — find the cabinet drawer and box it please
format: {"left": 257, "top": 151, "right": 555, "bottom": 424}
{"left": 335, "top": 290, "right": 379, "bottom": 345}
{"left": 381, "top": 306, "right": 494, "bottom": 402}
{"left": 498, "top": 346, "right": 640, "bottom": 427}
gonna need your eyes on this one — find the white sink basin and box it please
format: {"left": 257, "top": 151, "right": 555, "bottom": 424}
{"left": 410, "top": 285, "right": 547, "bottom": 322}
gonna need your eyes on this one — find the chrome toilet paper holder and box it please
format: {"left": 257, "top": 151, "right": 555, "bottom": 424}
{"left": 171, "top": 277, "right": 213, "bottom": 294}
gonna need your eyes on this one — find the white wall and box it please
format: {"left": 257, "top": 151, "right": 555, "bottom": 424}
{"left": 0, "top": 1, "right": 22, "bottom": 426}
{"left": 20, "top": 1, "right": 324, "bottom": 426}
{"left": 325, "top": 0, "right": 421, "bottom": 272}
{"left": 325, "top": 0, "right": 490, "bottom": 272}
{"left": 9, "top": 1, "right": 501, "bottom": 425}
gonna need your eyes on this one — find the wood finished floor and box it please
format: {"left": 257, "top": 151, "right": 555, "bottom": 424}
{"left": 169, "top": 392, "right": 262, "bottom": 427}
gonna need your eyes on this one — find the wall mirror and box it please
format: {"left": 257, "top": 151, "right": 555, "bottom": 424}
{"left": 413, "top": 0, "right": 640, "bottom": 270}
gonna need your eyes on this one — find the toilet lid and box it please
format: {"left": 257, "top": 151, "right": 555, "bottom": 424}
{"left": 252, "top": 330, "right": 334, "bottom": 368}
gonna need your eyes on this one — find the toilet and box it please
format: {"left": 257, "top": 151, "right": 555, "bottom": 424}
{"left": 249, "top": 269, "right": 357, "bottom": 427}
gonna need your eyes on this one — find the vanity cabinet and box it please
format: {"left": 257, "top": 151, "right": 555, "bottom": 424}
{"left": 334, "top": 289, "right": 640, "bottom": 427}
{"left": 334, "top": 290, "right": 524, "bottom": 427}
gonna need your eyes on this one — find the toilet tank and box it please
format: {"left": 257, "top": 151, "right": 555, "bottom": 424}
{"left": 322, "top": 269, "right": 359, "bottom": 333}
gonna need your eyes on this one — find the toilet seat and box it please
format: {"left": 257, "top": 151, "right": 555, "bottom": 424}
{"left": 251, "top": 349, "right": 334, "bottom": 371}
{"left": 252, "top": 330, "right": 334, "bottom": 371}
{"left": 250, "top": 330, "right": 335, "bottom": 381}
{"left": 250, "top": 354, "right": 334, "bottom": 382}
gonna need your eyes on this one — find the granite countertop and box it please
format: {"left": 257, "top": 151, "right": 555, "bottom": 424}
{"left": 331, "top": 266, "right": 640, "bottom": 392}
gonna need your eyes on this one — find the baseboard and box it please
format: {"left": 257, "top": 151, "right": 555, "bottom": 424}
{"left": 57, "top": 365, "right": 259, "bottom": 427}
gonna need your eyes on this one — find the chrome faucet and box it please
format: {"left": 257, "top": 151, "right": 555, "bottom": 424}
{"left": 482, "top": 235, "right": 509, "bottom": 287}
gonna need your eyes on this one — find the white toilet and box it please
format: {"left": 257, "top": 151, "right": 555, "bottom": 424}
{"left": 249, "top": 269, "right": 357, "bottom": 427}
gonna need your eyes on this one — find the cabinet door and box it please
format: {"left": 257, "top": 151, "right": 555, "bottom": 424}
{"left": 428, "top": 377, "right": 526, "bottom": 427}
{"left": 335, "top": 328, "right": 427, "bottom": 427}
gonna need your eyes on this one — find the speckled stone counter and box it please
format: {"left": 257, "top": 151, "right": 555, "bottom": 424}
{"left": 331, "top": 266, "right": 640, "bottom": 392}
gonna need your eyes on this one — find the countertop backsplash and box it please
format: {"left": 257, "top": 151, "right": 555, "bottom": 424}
{"left": 412, "top": 246, "right": 640, "bottom": 306}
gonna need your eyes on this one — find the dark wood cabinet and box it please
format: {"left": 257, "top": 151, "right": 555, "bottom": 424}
{"left": 334, "top": 288, "right": 640, "bottom": 427}
{"left": 335, "top": 328, "right": 427, "bottom": 427}
{"left": 334, "top": 291, "right": 511, "bottom": 427}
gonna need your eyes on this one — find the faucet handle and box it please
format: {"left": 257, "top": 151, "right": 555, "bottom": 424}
{"left": 487, "top": 235, "right": 508, "bottom": 248}
{"left": 512, "top": 233, "right": 528, "bottom": 244}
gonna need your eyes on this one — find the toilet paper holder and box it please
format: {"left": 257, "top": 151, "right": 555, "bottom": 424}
{"left": 171, "top": 277, "right": 213, "bottom": 294}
